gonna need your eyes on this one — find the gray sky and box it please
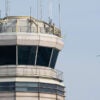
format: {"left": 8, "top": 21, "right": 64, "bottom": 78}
{"left": 0, "top": 0, "right": 100, "bottom": 100}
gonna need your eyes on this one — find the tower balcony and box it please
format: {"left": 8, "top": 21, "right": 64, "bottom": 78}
{"left": 0, "top": 65, "right": 63, "bottom": 82}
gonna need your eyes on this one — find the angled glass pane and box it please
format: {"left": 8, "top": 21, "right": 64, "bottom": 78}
{"left": 50, "top": 48, "right": 59, "bottom": 68}
{"left": 16, "top": 82, "right": 27, "bottom": 87}
{"left": 0, "top": 87, "right": 15, "bottom": 92}
{"left": 40, "top": 83, "right": 56, "bottom": 89}
{"left": 27, "top": 83, "right": 38, "bottom": 87}
{"left": 16, "top": 87, "right": 27, "bottom": 92}
{"left": 16, "top": 82, "right": 38, "bottom": 87}
{"left": 27, "top": 87, "right": 38, "bottom": 92}
{"left": 0, "top": 82, "right": 64, "bottom": 95}
{"left": 57, "top": 85, "right": 64, "bottom": 91}
{"left": 36, "top": 46, "right": 52, "bottom": 67}
{"left": 57, "top": 90, "right": 64, "bottom": 95}
{"left": 16, "top": 87, "right": 38, "bottom": 92}
{"left": 0, "top": 46, "right": 16, "bottom": 65}
{"left": 0, "top": 82, "right": 15, "bottom": 87}
{"left": 39, "top": 88, "right": 56, "bottom": 94}
{"left": 18, "top": 46, "right": 36, "bottom": 65}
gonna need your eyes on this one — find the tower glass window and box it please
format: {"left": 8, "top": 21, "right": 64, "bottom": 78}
{"left": 50, "top": 48, "right": 59, "bottom": 68}
{"left": 18, "top": 46, "right": 36, "bottom": 65}
{"left": 0, "top": 45, "right": 59, "bottom": 68}
{"left": 36, "top": 46, "right": 52, "bottom": 67}
{"left": 0, "top": 82, "right": 64, "bottom": 96}
{"left": 0, "top": 46, "right": 16, "bottom": 65}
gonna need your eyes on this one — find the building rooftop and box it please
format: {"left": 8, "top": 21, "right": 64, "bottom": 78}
{"left": 0, "top": 16, "right": 61, "bottom": 37}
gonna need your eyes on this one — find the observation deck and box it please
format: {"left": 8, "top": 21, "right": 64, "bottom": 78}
{"left": 0, "top": 65, "right": 63, "bottom": 81}
{"left": 0, "top": 16, "right": 61, "bottom": 37}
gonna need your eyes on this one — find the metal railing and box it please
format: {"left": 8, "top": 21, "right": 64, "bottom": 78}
{"left": 0, "top": 26, "right": 61, "bottom": 37}
{"left": 0, "top": 66, "right": 63, "bottom": 81}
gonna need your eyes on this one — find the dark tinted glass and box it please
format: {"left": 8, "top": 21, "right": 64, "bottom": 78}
{"left": 39, "top": 88, "right": 56, "bottom": 93}
{"left": 0, "top": 82, "right": 15, "bottom": 87}
{"left": 16, "top": 87, "right": 27, "bottom": 92}
{"left": 40, "top": 83, "right": 56, "bottom": 89}
{"left": 57, "top": 85, "right": 64, "bottom": 91}
{"left": 0, "top": 82, "right": 64, "bottom": 95}
{"left": 50, "top": 49, "right": 59, "bottom": 68}
{"left": 16, "top": 87, "right": 38, "bottom": 92}
{"left": 27, "top": 87, "right": 38, "bottom": 92}
{"left": 16, "top": 82, "right": 38, "bottom": 87}
{"left": 0, "top": 46, "right": 16, "bottom": 65}
{"left": 57, "top": 90, "right": 64, "bottom": 95}
{"left": 0, "top": 87, "right": 15, "bottom": 91}
{"left": 18, "top": 46, "right": 36, "bottom": 65}
{"left": 36, "top": 46, "right": 52, "bottom": 67}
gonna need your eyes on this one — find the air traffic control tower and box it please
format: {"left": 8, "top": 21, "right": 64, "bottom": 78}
{"left": 0, "top": 2, "right": 65, "bottom": 100}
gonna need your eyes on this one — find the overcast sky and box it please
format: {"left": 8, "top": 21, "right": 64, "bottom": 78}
{"left": 0, "top": 0, "right": 100, "bottom": 100}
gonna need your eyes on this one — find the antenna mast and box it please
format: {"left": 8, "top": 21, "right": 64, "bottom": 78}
{"left": 0, "top": 10, "right": 1, "bottom": 18}
{"left": 5, "top": 0, "right": 10, "bottom": 17}
{"left": 37, "top": 0, "right": 39, "bottom": 19}
{"left": 5, "top": 0, "right": 8, "bottom": 17}
{"left": 49, "top": 0, "right": 53, "bottom": 23}
{"left": 30, "top": 7, "right": 32, "bottom": 32}
{"left": 40, "top": 0, "right": 42, "bottom": 20}
{"left": 8, "top": 0, "right": 10, "bottom": 16}
{"left": 30, "top": 7, "right": 32, "bottom": 17}
{"left": 58, "top": 0, "right": 61, "bottom": 29}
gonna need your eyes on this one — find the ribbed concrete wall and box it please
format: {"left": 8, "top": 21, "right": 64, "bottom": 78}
{"left": 0, "top": 33, "right": 63, "bottom": 50}
{"left": 0, "top": 93, "right": 64, "bottom": 100}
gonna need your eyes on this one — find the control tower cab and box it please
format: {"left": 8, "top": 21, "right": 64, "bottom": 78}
{"left": 0, "top": 16, "right": 65, "bottom": 100}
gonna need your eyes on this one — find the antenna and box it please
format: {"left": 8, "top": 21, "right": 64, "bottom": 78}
{"left": 48, "top": 0, "right": 53, "bottom": 24}
{"left": 8, "top": 0, "right": 10, "bottom": 16}
{"left": 40, "top": 0, "right": 42, "bottom": 20}
{"left": 5, "top": 0, "right": 8, "bottom": 17}
{"left": 5, "top": 0, "right": 10, "bottom": 17}
{"left": 49, "top": 0, "right": 53, "bottom": 20}
{"left": 30, "top": 7, "right": 32, "bottom": 32}
{"left": 58, "top": 0, "right": 61, "bottom": 29}
{"left": 0, "top": 10, "right": 1, "bottom": 18}
{"left": 37, "top": 0, "right": 39, "bottom": 33}
{"left": 5, "top": 0, "right": 7, "bottom": 17}
{"left": 37, "top": 0, "right": 39, "bottom": 19}
{"left": 30, "top": 7, "right": 32, "bottom": 17}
